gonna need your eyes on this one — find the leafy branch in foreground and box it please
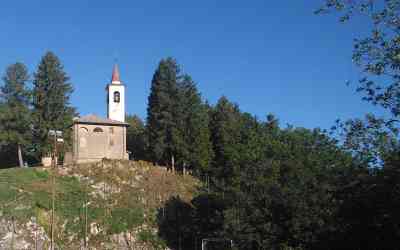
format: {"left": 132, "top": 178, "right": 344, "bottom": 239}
{"left": 318, "top": 0, "right": 400, "bottom": 164}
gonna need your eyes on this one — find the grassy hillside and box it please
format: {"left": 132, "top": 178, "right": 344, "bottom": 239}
{"left": 0, "top": 160, "right": 199, "bottom": 250}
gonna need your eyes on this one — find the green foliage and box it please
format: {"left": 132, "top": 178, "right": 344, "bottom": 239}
{"left": 0, "top": 168, "right": 50, "bottom": 221}
{"left": 1, "top": 44, "right": 397, "bottom": 249}
{"left": 209, "top": 96, "right": 243, "bottom": 185}
{"left": 176, "top": 75, "right": 213, "bottom": 174}
{"left": 126, "top": 114, "right": 147, "bottom": 160}
{"left": 314, "top": 5, "right": 400, "bottom": 247}
{"left": 0, "top": 145, "right": 16, "bottom": 169}
{"left": 221, "top": 126, "right": 349, "bottom": 249}
{"left": 157, "top": 196, "right": 196, "bottom": 250}
{"left": 146, "top": 58, "right": 212, "bottom": 173}
{"left": 0, "top": 62, "right": 31, "bottom": 167}
{"left": 106, "top": 207, "right": 144, "bottom": 234}
{"left": 32, "top": 51, "right": 75, "bottom": 157}
{"left": 156, "top": 93, "right": 356, "bottom": 250}
{"left": 0, "top": 160, "right": 197, "bottom": 248}
{"left": 322, "top": 151, "right": 400, "bottom": 249}
{"left": 146, "top": 57, "right": 180, "bottom": 165}
{"left": 317, "top": 0, "right": 400, "bottom": 164}
{"left": 137, "top": 229, "right": 167, "bottom": 249}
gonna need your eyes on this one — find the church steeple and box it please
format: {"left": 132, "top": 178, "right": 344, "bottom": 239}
{"left": 107, "top": 64, "right": 125, "bottom": 122}
{"left": 111, "top": 64, "right": 121, "bottom": 84}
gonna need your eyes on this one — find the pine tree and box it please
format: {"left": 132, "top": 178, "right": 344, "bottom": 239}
{"left": 32, "top": 51, "right": 75, "bottom": 157}
{"left": 210, "top": 96, "right": 242, "bottom": 184}
{"left": 146, "top": 57, "right": 180, "bottom": 167}
{"left": 146, "top": 58, "right": 213, "bottom": 173}
{"left": 177, "top": 75, "right": 213, "bottom": 175}
{"left": 0, "top": 63, "right": 31, "bottom": 167}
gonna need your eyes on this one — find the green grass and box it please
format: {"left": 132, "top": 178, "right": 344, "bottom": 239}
{"left": 0, "top": 167, "right": 98, "bottom": 246}
{"left": 0, "top": 161, "right": 199, "bottom": 249}
{"left": 0, "top": 168, "right": 49, "bottom": 220}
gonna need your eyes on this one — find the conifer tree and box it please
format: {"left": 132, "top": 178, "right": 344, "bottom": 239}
{"left": 147, "top": 58, "right": 213, "bottom": 173}
{"left": 177, "top": 75, "right": 213, "bottom": 175}
{"left": 32, "top": 51, "right": 75, "bottom": 157}
{"left": 146, "top": 58, "right": 180, "bottom": 167}
{"left": 0, "top": 63, "right": 31, "bottom": 167}
{"left": 209, "top": 96, "right": 243, "bottom": 187}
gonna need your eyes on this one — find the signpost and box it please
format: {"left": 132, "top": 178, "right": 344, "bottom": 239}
{"left": 48, "top": 130, "right": 63, "bottom": 250}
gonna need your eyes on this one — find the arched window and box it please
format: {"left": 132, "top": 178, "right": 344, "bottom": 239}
{"left": 79, "top": 127, "right": 88, "bottom": 148}
{"left": 93, "top": 127, "right": 103, "bottom": 133}
{"left": 80, "top": 127, "right": 89, "bottom": 133}
{"left": 114, "top": 91, "right": 120, "bottom": 103}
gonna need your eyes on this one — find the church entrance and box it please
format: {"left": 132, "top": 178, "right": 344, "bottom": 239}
{"left": 78, "top": 127, "right": 89, "bottom": 159}
{"left": 88, "top": 127, "right": 107, "bottom": 159}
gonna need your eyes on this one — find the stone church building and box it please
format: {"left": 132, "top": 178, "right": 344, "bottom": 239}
{"left": 71, "top": 65, "right": 129, "bottom": 163}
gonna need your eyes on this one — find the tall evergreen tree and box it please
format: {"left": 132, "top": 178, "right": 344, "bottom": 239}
{"left": 32, "top": 51, "right": 75, "bottom": 157}
{"left": 210, "top": 96, "right": 242, "bottom": 186}
{"left": 146, "top": 58, "right": 180, "bottom": 167}
{"left": 177, "top": 75, "right": 213, "bottom": 175}
{"left": 146, "top": 58, "right": 212, "bottom": 173}
{"left": 0, "top": 63, "right": 31, "bottom": 167}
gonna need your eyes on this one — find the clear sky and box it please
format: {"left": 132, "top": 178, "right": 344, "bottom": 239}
{"left": 0, "top": 0, "right": 384, "bottom": 130}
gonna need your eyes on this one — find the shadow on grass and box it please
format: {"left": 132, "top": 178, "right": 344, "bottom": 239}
{"left": 157, "top": 193, "right": 227, "bottom": 250}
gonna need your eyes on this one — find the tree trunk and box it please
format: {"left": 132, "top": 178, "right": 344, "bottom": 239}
{"left": 17, "top": 144, "right": 24, "bottom": 167}
{"left": 171, "top": 154, "right": 175, "bottom": 173}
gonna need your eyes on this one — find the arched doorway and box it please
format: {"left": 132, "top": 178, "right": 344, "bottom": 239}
{"left": 88, "top": 127, "right": 107, "bottom": 159}
{"left": 79, "top": 127, "right": 89, "bottom": 159}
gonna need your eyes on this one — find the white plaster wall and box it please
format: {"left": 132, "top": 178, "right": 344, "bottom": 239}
{"left": 107, "top": 84, "right": 125, "bottom": 122}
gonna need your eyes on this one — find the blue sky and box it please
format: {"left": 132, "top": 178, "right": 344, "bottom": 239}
{"left": 0, "top": 0, "right": 383, "bottom": 130}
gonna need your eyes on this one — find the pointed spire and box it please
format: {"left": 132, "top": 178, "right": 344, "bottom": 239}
{"left": 111, "top": 64, "right": 120, "bottom": 83}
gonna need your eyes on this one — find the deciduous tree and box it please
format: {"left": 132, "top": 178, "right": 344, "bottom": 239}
{"left": 126, "top": 114, "right": 147, "bottom": 160}
{"left": 317, "top": 0, "right": 400, "bottom": 164}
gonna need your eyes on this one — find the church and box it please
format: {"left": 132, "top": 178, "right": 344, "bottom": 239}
{"left": 71, "top": 65, "right": 129, "bottom": 163}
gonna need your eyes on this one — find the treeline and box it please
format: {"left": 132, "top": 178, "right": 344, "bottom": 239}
{"left": 125, "top": 1, "right": 400, "bottom": 248}
{"left": 0, "top": 52, "right": 75, "bottom": 167}
{"left": 0, "top": 45, "right": 398, "bottom": 249}
{"left": 125, "top": 57, "right": 400, "bottom": 249}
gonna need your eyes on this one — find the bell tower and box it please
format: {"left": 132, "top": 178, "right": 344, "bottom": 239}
{"left": 106, "top": 64, "right": 125, "bottom": 122}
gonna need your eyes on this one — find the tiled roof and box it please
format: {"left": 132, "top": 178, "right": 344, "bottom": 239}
{"left": 111, "top": 64, "right": 120, "bottom": 83}
{"left": 74, "top": 114, "right": 128, "bottom": 126}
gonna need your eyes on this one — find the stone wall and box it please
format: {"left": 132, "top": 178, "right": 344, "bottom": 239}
{"left": 73, "top": 123, "right": 127, "bottom": 163}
